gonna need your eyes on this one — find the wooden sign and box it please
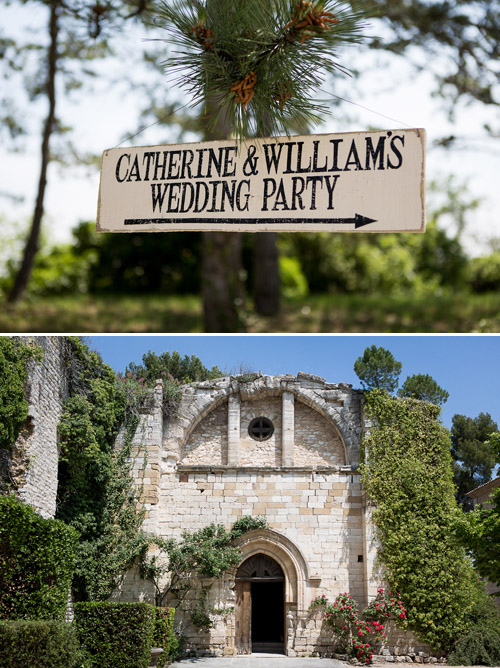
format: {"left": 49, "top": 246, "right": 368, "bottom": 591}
{"left": 97, "top": 128, "right": 425, "bottom": 233}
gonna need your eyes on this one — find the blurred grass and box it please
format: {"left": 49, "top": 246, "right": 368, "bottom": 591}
{"left": 1, "top": 292, "right": 499, "bottom": 333}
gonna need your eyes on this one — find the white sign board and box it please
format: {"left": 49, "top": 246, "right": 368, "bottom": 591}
{"left": 97, "top": 128, "right": 425, "bottom": 233}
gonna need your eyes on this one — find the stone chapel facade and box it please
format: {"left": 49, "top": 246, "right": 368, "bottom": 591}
{"left": 7, "top": 339, "right": 430, "bottom": 658}
{"left": 115, "top": 371, "right": 428, "bottom": 657}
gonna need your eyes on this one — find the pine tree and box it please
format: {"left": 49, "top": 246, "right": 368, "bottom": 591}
{"left": 354, "top": 345, "right": 402, "bottom": 393}
{"left": 398, "top": 373, "right": 449, "bottom": 406}
{"left": 150, "top": 0, "right": 367, "bottom": 140}
{"left": 148, "top": 0, "right": 367, "bottom": 330}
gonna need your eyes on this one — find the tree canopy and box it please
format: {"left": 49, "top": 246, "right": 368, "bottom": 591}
{"left": 451, "top": 412, "right": 498, "bottom": 505}
{"left": 125, "top": 350, "right": 223, "bottom": 384}
{"left": 354, "top": 344, "right": 402, "bottom": 392}
{"left": 458, "top": 485, "right": 500, "bottom": 590}
{"left": 398, "top": 373, "right": 449, "bottom": 406}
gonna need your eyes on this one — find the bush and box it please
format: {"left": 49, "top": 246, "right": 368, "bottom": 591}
{"left": 468, "top": 252, "right": 500, "bottom": 293}
{"left": 0, "top": 495, "right": 78, "bottom": 620}
{"left": 279, "top": 255, "right": 308, "bottom": 298}
{"left": 74, "top": 601, "right": 155, "bottom": 668}
{"left": 0, "top": 620, "right": 80, "bottom": 668}
{"left": 153, "top": 607, "right": 179, "bottom": 666}
{"left": 448, "top": 626, "right": 500, "bottom": 666}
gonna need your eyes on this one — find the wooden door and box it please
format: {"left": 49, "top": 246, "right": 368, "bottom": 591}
{"left": 235, "top": 581, "right": 251, "bottom": 654}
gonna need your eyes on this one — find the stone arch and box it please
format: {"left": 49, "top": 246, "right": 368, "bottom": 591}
{"left": 163, "top": 375, "right": 360, "bottom": 467}
{"left": 231, "top": 528, "right": 310, "bottom": 609}
{"left": 293, "top": 397, "right": 348, "bottom": 466}
{"left": 180, "top": 395, "right": 229, "bottom": 464}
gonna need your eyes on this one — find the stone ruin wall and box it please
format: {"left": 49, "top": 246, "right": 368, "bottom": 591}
{"left": 1, "top": 343, "right": 435, "bottom": 661}
{"left": 2, "top": 336, "right": 70, "bottom": 519}
{"left": 116, "top": 372, "right": 433, "bottom": 660}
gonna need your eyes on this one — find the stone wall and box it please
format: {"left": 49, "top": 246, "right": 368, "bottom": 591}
{"left": 5, "top": 337, "right": 70, "bottom": 519}
{"left": 108, "top": 371, "right": 434, "bottom": 659}
{"left": 294, "top": 401, "right": 346, "bottom": 467}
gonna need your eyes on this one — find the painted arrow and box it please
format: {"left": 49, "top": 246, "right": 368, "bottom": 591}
{"left": 124, "top": 214, "right": 378, "bottom": 228}
{"left": 328, "top": 214, "right": 377, "bottom": 229}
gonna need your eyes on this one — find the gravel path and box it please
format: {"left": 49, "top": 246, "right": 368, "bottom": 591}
{"left": 169, "top": 657, "right": 347, "bottom": 668}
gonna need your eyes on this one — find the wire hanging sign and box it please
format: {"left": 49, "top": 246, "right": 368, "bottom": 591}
{"left": 97, "top": 0, "right": 426, "bottom": 234}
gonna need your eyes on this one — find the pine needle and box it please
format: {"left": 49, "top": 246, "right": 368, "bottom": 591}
{"left": 148, "top": 0, "right": 370, "bottom": 139}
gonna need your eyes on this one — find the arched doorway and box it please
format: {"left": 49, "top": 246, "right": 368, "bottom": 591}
{"left": 235, "top": 554, "right": 285, "bottom": 655}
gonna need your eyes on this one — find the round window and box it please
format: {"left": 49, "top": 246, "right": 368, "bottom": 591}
{"left": 248, "top": 416, "right": 274, "bottom": 441}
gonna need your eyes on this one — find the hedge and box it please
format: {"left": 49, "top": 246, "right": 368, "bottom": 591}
{"left": 0, "top": 495, "right": 78, "bottom": 620}
{"left": 74, "top": 601, "right": 155, "bottom": 668}
{"left": 154, "top": 606, "right": 177, "bottom": 666}
{"left": 0, "top": 620, "right": 80, "bottom": 668}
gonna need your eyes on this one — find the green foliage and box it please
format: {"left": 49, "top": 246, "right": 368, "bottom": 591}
{"left": 140, "top": 516, "right": 267, "bottom": 607}
{"left": 0, "top": 620, "right": 81, "bottom": 668}
{"left": 10, "top": 243, "right": 98, "bottom": 296}
{"left": 455, "top": 486, "right": 500, "bottom": 590}
{"left": 74, "top": 601, "right": 155, "bottom": 668}
{"left": 447, "top": 580, "right": 500, "bottom": 665}
{"left": 151, "top": 0, "right": 368, "bottom": 139}
{"left": 491, "top": 432, "right": 500, "bottom": 463}
{"left": 468, "top": 252, "right": 500, "bottom": 293}
{"left": 0, "top": 495, "right": 78, "bottom": 621}
{"left": 190, "top": 604, "right": 215, "bottom": 632}
{"left": 56, "top": 337, "right": 147, "bottom": 602}
{"left": 280, "top": 218, "right": 468, "bottom": 297}
{"left": 153, "top": 607, "right": 179, "bottom": 666}
{"left": 354, "top": 345, "right": 402, "bottom": 392}
{"left": 447, "top": 627, "right": 500, "bottom": 667}
{"left": 126, "top": 349, "right": 223, "bottom": 384}
{"left": 0, "top": 337, "right": 41, "bottom": 451}
{"left": 279, "top": 255, "right": 309, "bottom": 299}
{"left": 361, "top": 390, "right": 476, "bottom": 650}
{"left": 450, "top": 412, "right": 498, "bottom": 505}
{"left": 71, "top": 222, "right": 202, "bottom": 295}
{"left": 370, "top": 0, "right": 499, "bottom": 110}
{"left": 309, "top": 589, "right": 406, "bottom": 663}
{"left": 397, "top": 373, "right": 449, "bottom": 406}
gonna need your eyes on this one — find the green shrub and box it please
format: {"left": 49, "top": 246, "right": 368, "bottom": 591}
{"left": 468, "top": 252, "right": 500, "bottom": 293}
{"left": 0, "top": 620, "right": 80, "bottom": 668}
{"left": 74, "top": 601, "right": 155, "bottom": 668}
{"left": 0, "top": 496, "right": 78, "bottom": 620}
{"left": 279, "top": 255, "right": 308, "bottom": 298}
{"left": 153, "top": 607, "right": 179, "bottom": 666}
{"left": 448, "top": 626, "right": 500, "bottom": 666}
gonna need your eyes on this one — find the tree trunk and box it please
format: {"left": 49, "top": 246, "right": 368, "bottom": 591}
{"left": 202, "top": 231, "right": 244, "bottom": 332}
{"left": 252, "top": 115, "right": 280, "bottom": 316}
{"left": 201, "top": 97, "right": 245, "bottom": 332}
{"left": 8, "top": 0, "right": 60, "bottom": 303}
{"left": 252, "top": 232, "right": 280, "bottom": 316}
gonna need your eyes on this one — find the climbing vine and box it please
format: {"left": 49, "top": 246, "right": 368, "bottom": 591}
{"left": 56, "top": 337, "right": 150, "bottom": 601}
{"left": 139, "top": 515, "right": 268, "bottom": 626}
{"left": 360, "top": 389, "right": 476, "bottom": 650}
{"left": 0, "top": 337, "right": 42, "bottom": 452}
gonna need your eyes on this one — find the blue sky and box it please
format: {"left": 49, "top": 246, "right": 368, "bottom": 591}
{"left": 89, "top": 335, "right": 500, "bottom": 431}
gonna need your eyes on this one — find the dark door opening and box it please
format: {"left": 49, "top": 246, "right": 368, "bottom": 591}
{"left": 251, "top": 581, "right": 284, "bottom": 654}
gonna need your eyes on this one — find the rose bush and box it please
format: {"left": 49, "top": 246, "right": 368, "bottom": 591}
{"left": 309, "top": 588, "right": 406, "bottom": 663}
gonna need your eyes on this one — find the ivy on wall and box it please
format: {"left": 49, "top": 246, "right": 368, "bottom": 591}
{"left": 0, "top": 337, "right": 42, "bottom": 452}
{"left": 361, "top": 389, "right": 476, "bottom": 651}
{"left": 56, "top": 338, "right": 150, "bottom": 602}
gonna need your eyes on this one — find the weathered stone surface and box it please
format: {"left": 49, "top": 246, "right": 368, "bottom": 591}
{"left": 12, "top": 337, "right": 70, "bottom": 518}
{"left": 10, "top": 348, "right": 435, "bottom": 661}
